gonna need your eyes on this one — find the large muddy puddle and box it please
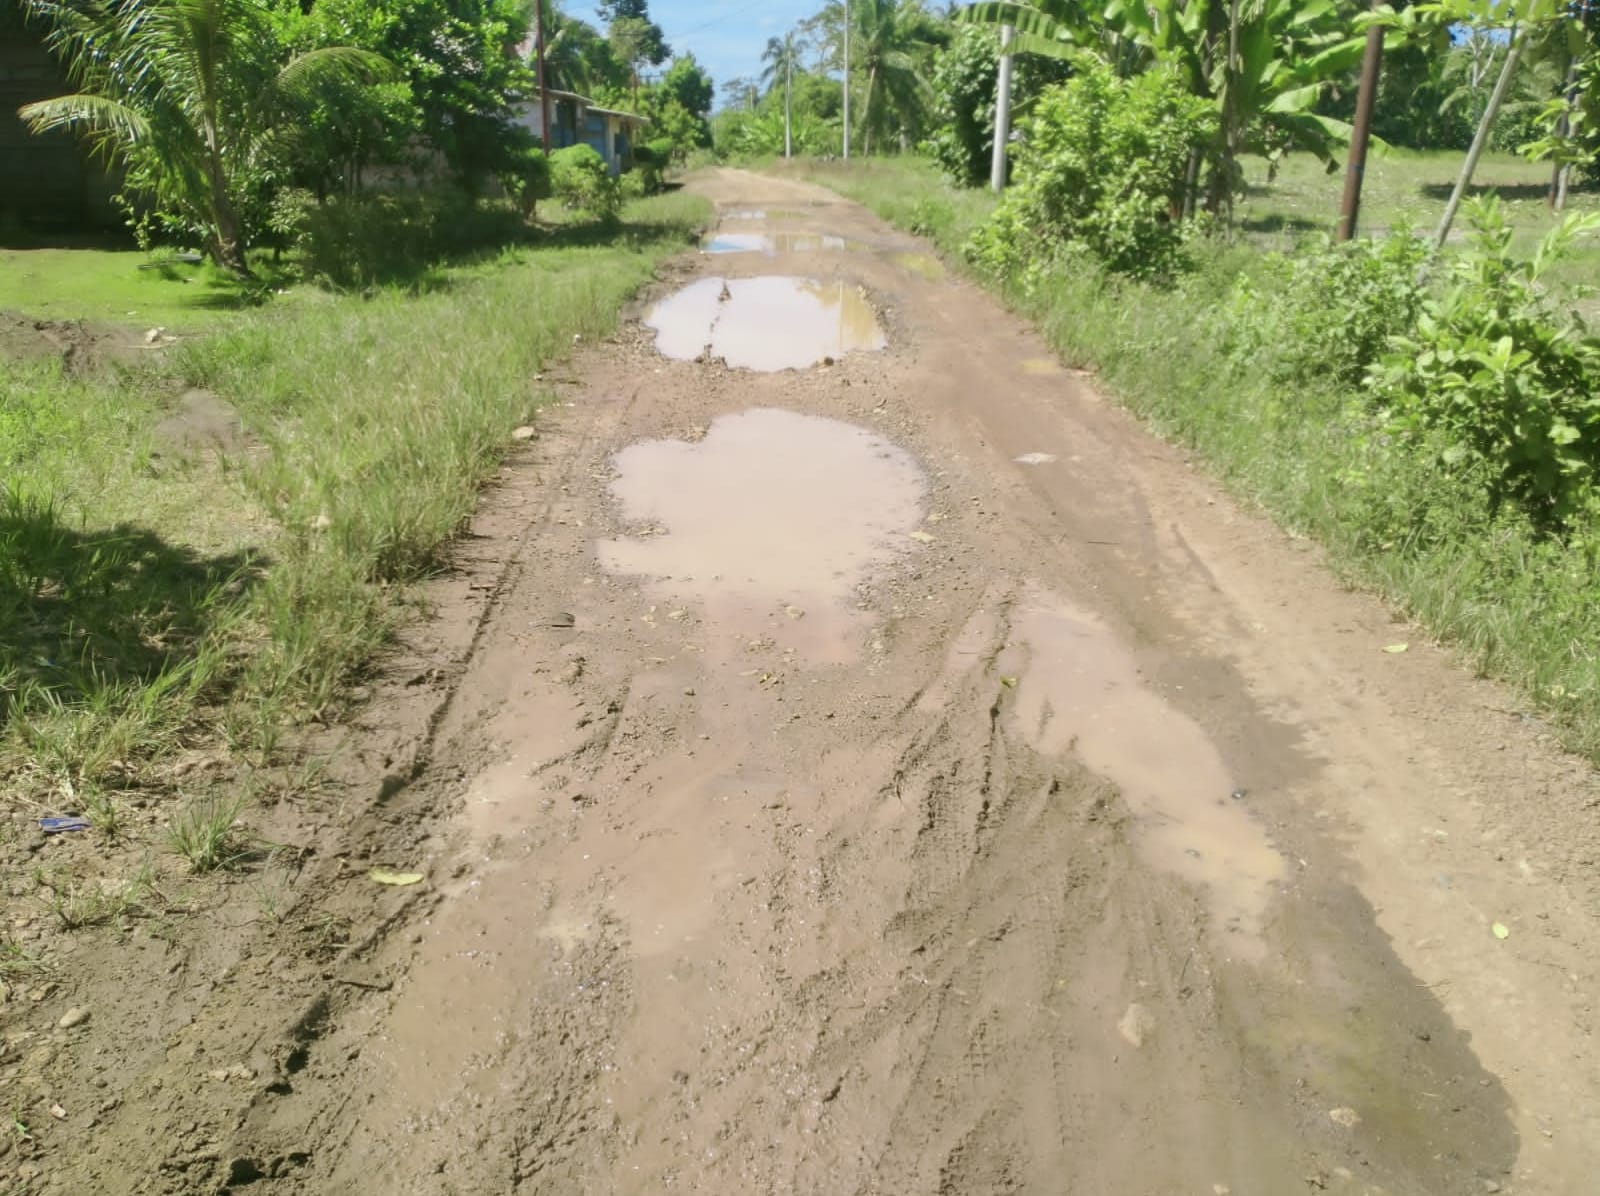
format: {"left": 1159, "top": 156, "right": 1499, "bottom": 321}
{"left": 598, "top": 408, "right": 924, "bottom": 661}
{"left": 645, "top": 276, "right": 885, "bottom": 371}
{"left": 1001, "top": 587, "right": 1285, "bottom": 953}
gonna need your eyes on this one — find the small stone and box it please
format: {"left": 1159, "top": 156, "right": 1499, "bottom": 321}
{"left": 909, "top": 530, "right": 935, "bottom": 544}
{"left": 49, "top": 1103, "right": 66, "bottom": 1120}
{"left": 1482, "top": 1181, "right": 1502, "bottom": 1193}
{"left": 682, "top": 687, "right": 696, "bottom": 697}
{"left": 57, "top": 1006, "right": 90, "bottom": 1029}
{"left": 1117, "top": 1002, "right": 1154, "bottom": 1048}
{"left": 549, "top": 612, "right": 576, "bottom": 629}
{"left": 785, "top": 605, "right": 805, "bottom": 620}
{"left": 1230, "top": 788, "right": 1248, "bottom": 801}
{"left": 311, "top": 512, "right": 333, "bottom": 532}
{"left": 1328, "top": 1106, "right": 1361, "bottom": 1128}
{"left": 1213, "top": 1186, "right": 1232, "bottom": 1196}
{"left": 512, "top": 425, "right": 536, "bottom": 441}
{"left": 144, "top": 327, "right": 162, "bottom": 344}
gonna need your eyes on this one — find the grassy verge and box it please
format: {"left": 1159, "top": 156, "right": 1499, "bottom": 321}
{"left": 790, "top": 156, "right": 1600, "bottom": 759}
{"left": 2, "top": 190, "right": 710, "bottom": 813}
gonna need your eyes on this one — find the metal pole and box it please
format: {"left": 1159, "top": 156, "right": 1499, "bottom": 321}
{"left": 990, "top": 25, "right": 1015, "bottom": 193}
{"left": 838, "top": 0, "right": 851, "bottom": 159}
{"left": 535, "top": 0, "right": 550, "bottom": 154}
{"left": 1337, "top": 9, "right": 1384, "bottom": 241}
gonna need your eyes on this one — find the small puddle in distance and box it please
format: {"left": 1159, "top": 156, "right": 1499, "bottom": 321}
{"left": 645, "top": 276, "right": 886, "bottom": 372}
{"left": 702, "top": 232, "right": 851, "bottom": 254}
{"left": 598, "top": 408, "right": 925, "bottom": 662}
{"left": 1003, "top": 587, "right": 1285, "bottom": 954}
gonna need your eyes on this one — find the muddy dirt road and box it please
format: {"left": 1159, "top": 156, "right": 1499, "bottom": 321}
{"left": 39, "top": 169, "right": 1600, "bottom": 1195}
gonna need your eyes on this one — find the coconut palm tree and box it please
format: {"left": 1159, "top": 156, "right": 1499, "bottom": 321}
{"left": 849, "top": 0, "right": 938, "bottom": 154}
{"left": 762, "top": 31, "right": 807, "bottom": 157}
{"left": 20, "top": 0, "right": 386, "bottom": 273}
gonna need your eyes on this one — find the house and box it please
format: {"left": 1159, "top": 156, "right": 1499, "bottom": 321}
{"left": 515, "top": 90, "right": 649, "bottom": 177}
{"left": 0, "top": 11, "right": 118, "bottom": 228}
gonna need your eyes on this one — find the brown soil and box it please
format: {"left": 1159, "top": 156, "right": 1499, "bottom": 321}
{"left": 5, "top": 169, "right": 1599, "bottom": 1195}
{"left": 0, "top": 310, "right": 171, "bottom": 374}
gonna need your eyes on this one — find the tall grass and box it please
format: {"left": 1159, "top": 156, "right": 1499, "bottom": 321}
{"left": 796, "top": 158, "right": 1600, "bottom": 759}
{"left": 1, "top": 192, "right": 710, "bottom": 801}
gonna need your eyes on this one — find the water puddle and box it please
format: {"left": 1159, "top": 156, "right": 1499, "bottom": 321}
{"left": 702, "top": 231, "right": 851, "bottom": 254}
{"left": 645, "top": 276, "right": 886, "bottom": 371}
{"left": 1002, "top": 587, "right": 1285, "bottom": 953}
{"left": 598, "top": 408, "right": 925, "bottom": 661}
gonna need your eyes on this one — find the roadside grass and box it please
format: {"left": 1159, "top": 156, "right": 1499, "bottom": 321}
{"left": 1, "top": 191, "right": 710, "bottom": 823}
{"left": 792, "top": 155, "right": 1600, "bottom": 760}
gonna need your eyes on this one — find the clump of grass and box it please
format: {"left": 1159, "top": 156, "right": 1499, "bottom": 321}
{"left": 167, "top": 794, "right": 249, "bottom": 873}
{"left": 36, "top": 859, "right": 154, "bottom": 928}
{"left": 0, "top": 935, "right": 51, "bottom": 980}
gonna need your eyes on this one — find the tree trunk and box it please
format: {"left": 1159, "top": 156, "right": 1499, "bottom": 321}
{"left": 862, "top": 65, "right": 877, "bottom": 156}
{"left": 1551, "top": 54, "right": 1579, "bottom": 212}
{"left": 785, "top": 57, "right": 792, "bottom": 158}
{"left": 1436, "top": 25, "right": 1526, "bottom": 248}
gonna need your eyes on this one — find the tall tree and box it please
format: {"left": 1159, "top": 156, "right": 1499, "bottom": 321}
{"left": 849, "top": 0, "right": 939, "bottom": 153}
{"left": 762, "top": 31, "right": 807, "bottom": 157}
{"left": 20, "top": 0, "right": 385, "bottom": 271}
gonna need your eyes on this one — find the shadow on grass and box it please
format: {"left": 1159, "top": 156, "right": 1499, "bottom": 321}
{"left": 0, "top": 490, "right": 260, "bottom": 718}
{"left": 1239, "top": 214, "right": 1326, "bottom": 235}
{"left": 1418, "top": 181, "right": 1556, "bottom": 203}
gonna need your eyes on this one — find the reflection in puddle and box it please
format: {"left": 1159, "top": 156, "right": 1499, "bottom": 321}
{"left": 1003, "top": 588, "right": 1285, "bottom": 952}
{"left": 645, "top": 276, "right": 886, "bottom": 371}
{"left": 702, "top": 231, "right": 851, "bottom": 254}
{"left": 598, "top": 408, "right": 925, "bottom": 661}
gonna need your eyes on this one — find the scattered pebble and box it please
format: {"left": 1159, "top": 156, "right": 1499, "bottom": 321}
{"left": 1328, "top": 1106, "right": 1361, "bottom": 1128}
{"left": 512, "top": 425, "right": 536, "bottom": 441}
{"left": 1117, "top": 1002, "right": 1154, "bottom": 1048}
{"left": 57, "top": 1006, "right": 90, "bottom": 1030}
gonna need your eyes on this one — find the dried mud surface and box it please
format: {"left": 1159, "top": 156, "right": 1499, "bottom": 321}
{"left": 5, "top": 170, "right": 1599, "bottom": 1196}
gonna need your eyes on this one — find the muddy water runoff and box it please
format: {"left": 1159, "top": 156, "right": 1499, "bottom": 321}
{"left": 645, "top": 276, "right": 885, "bottom": 371}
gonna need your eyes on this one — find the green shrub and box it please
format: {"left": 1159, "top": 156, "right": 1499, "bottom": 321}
{"left": 1368, "top": 198, "right": 1600, "bottom": 531}
{"left": 965, "top": 64, "right": 1216, "bottom": 283}
{"left": 550, "top": 145, "right": 621, "bottom": 222}
{"left": 294, "top": 190, "right": 528, "bottom": 289}
{"left": 1226, "top": 231, "right": 1432, "bottom": 387}
{"left": 498, "top": 145, "right": 552, "bottom": 219}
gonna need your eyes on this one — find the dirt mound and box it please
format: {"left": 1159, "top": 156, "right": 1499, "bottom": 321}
{"left": 0, "top": 310, "right": 171, "bottom": 373}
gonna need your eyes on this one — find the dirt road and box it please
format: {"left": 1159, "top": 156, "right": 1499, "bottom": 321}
{"left": 35, "top": 169, "right": 1600, "bottom": 1195}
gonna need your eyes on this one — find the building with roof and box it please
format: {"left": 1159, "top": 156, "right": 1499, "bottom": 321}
{"left": 515, "top": 90, "right": 649, "bottom": 177}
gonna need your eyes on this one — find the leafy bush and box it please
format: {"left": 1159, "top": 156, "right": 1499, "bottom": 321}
{"left": 1225, "top": 231, "right": 1432, "bottom": 387}
{"left": 295, "top": 190, "right": 528, "bottom": 289}
{"left": 632, "top": 137, "right": 675, "bottom": 194}
{"left": 925, "top": 27, "right": 1072, "bottom": 188}
{"left": 964, "top": 64, "right": 1216, "bottom": 283}
{"left": 1368, "top": 198, "right": 1600, "bottom": 531}
{"left": 498, "top": 145, "right": 552, "bottom": 219}
{"left": 550, "top": 144, "right": 621, "bottom": 222}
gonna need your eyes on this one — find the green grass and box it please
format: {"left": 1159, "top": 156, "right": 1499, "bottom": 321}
{"left": 790, "top": 155, "right": 1600, "bottom": 761}
{"left": 1, "top": 191, "right": 710, "bottom": 811}
{"left": 0, "top": 236, "right": 293, "bottom": 331}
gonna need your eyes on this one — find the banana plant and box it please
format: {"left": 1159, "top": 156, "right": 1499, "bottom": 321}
{"left": 959, "top": 0, "right": 1373, "bottom": 213}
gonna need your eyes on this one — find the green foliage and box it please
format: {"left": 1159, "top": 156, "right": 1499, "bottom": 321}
{"left": 293, "top": 191, "right": 530, "bottom": 289}
{"left": 550, "top": 145, "right": 622, "bottom": 221}
{"left": 499, "top": 145, "right": 553, "bottom": 219}
{"left": 1226, "top": 231, "right": 1433, "bottom": 387}
{"left": 1369, "top": 198, "right": 1600, "bottom": 530}
{"left": 926, "top": 26, "right": 1073, "bottom": 187}
{"left": 965, "top": 64, "right": 1216, "bottom": 281}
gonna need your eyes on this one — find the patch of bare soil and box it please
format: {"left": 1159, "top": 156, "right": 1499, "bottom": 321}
{"left": 5, "top": 170, "right": 1599, "bottom": 1196}
{"left": 0, "top": 310, "right": 172, "bottom": 373}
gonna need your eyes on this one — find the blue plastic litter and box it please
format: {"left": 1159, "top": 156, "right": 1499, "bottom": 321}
{"left": 40, "top": 816, "right": 91, "bottom": 834}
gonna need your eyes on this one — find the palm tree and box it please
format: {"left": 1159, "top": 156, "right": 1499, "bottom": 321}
{"left": 20, "top": 0, "right": 385, "bottom": 273}
{"left": 849, "top": 0, "right": 937, "bottom": 154}
{"left": 762, "top": 31, "right": 807, "bottom": 157}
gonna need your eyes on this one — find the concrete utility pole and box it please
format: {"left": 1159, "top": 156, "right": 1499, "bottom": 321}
{"left": 1336, "top": 3, "right": 1384, "bottom": 241}
{"left": 990, "top": 24, "right": 1015, "bottom": 193}
{"left": 838, "top": 0, "right": 851, "bottom": 159}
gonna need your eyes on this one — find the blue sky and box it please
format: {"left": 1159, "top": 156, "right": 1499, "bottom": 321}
{"left": 563, "top": 0, "right": 822, "bottom": 105}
